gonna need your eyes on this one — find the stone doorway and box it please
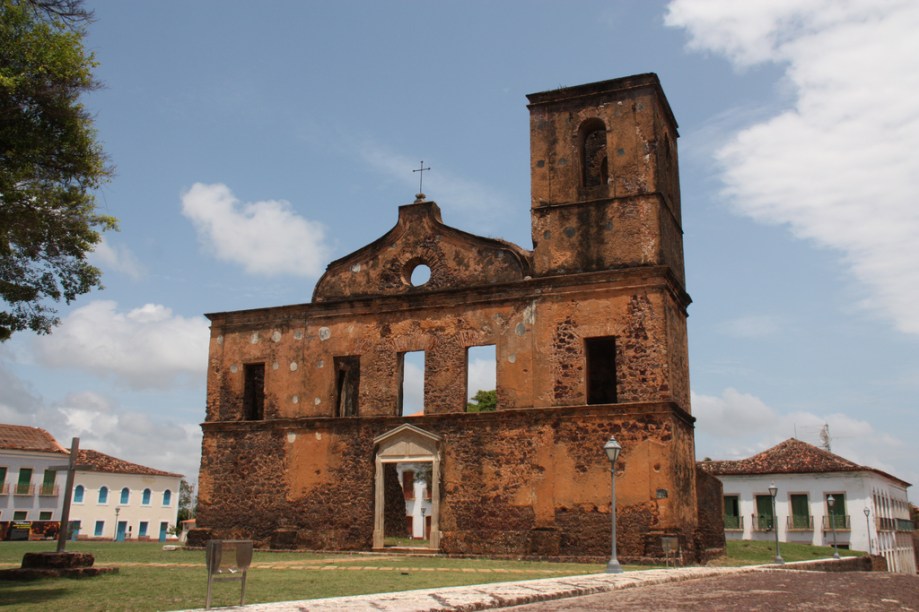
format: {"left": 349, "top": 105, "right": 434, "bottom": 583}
{"left": 373, "top": 424, "right": 441, "bottom": 550}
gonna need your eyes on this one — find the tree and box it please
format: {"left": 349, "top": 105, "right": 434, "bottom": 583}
{"left": 177, "top": 479, "right": 196, "bottom": 524}
{"left": 466, "top": 389, "right": 497, "bottom": 412}
{"left": 0, "top": 0, "right": 114, "bottom": 341}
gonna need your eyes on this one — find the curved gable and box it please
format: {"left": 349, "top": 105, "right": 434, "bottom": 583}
{"left": 313, "top": 199, "right": 532, "bottom": 302}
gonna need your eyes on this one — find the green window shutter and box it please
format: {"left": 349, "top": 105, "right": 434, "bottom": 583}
{"left": 790, "top": 494, "right": 809, "bottom": 528}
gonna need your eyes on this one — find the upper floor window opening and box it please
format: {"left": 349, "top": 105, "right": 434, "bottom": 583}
{"left": 243, "top": 363, "right": 266, "bottom": 420}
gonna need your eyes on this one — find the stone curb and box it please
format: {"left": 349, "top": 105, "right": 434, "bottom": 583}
{"left": 191, "top": 565, "right": 762, "bottom": 612}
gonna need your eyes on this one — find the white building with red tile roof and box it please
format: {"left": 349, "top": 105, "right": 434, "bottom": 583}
{"left": 70, "top": 448, "right": 182, "bottom": 542}
{"left": 0, "top": 424, "right": 69, "bottom": 527}
{"left": 0, "top": 424, "right": 182, "bottom": 542}
{"left": 699, "top": 438, "right": 915, "bottom": 573}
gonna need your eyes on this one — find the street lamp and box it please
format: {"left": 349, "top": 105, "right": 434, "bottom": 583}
{"left": 114, "top": 506, "right": 121, "bottom": 542}
{"left": 768, "top": 482, "right": 784, "bottom": 564}
{"left": 827, "top": 495, "right": 840, "bottom": 559}
{"left": 603, "top": 436, "right": 623, "bottom": 574}
{"left": 863, "top": 507, "right": 872, "bottom": 555}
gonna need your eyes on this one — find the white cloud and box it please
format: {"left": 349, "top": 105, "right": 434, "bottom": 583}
{"left": 718, "top": 314, "right": 782, "bottom": 339}
{"left": 666, "top": 0, "right": 919, "bottom": 335}
{"left": 692, "top": 388, "right": 915, "bottom": 485}
{"left": 181, "top": 182, "right": 331, "bottom": 278}
{"left": 32, "top": 300, "right": 209, "bottom": 390}
{"left": 90, "top": 237, "right": 144, "bottom": 280}
{"left": 55, "top": 391, "right": 202, "bottom": 480}
{"left": 0, "top": 358, "right": 201, "bottom": 481}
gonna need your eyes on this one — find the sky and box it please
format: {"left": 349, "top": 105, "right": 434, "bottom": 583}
{"left": 2, "top": 0, "right": 918, "bottom": 492}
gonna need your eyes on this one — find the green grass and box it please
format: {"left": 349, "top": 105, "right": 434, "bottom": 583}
{"left": 712, "top": 539, "right": 862, "bottom": 566}
{"left": 0, "top": 542, "right": 604, "bottom": 611}
{"left": 0, "top": 539, "right": 865, "bottom": 610}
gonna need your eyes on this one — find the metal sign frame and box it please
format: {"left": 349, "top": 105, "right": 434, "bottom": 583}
{"left": 205, "top": 539, "right": 253, "bottom": 609}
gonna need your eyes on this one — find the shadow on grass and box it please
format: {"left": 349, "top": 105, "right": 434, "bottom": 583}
{"left": 0, "top": 583, "right": 70, "bottom": 607}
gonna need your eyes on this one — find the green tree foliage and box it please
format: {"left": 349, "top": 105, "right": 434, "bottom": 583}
{"left": 0, "top": 0, "right": 114, "bottom": 341}
{"left": 177, "top": 479, "right": 196, "bottom": 525}
{"left": 466, "top": 389, "right": 497, "bottom": 412}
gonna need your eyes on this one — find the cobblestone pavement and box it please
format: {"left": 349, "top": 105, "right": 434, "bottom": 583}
{"left": 506, "top": 569, "right": 919, "bottom": 611}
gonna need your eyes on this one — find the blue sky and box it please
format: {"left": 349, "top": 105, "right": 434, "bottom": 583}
{"left": 2, "top": 0, "right": 917, "bottom": 490}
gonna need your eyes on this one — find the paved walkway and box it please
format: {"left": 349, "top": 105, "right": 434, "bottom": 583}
{"left": 189, "top": 565, "right": 765, "bottom": 612}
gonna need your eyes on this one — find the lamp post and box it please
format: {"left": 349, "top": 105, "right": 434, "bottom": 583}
{"left": 863, "top": 507, "right": 872, "bottom": 555}
{"left": 768, "top": 482, "right": 784, "bottom": 564}
{"left": 827, "top": 495, "right": 840, "bottom": 559}
{"left": 114, "top": 506, "right": 121, "bottom": 542}
{"left": 603, "top": 436, "right": 623, "bottom": 574}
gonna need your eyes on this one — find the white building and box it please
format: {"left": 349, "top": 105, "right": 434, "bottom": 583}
{"left": 0, "top": 424, "right": 182, "bottom": 542}
{"left": 70, "top": 449, "right": 182, "bottom": 542}
{"left": 396, "top": 462, "right": 432, "bottom": 540}
{"left": 0, "top": 425, "right": 68, "bottom": 532}
{"left": 700, "top": 439, "right": 915, "bottom": 574}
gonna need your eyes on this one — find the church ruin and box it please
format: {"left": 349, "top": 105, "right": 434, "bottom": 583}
{"left": 195, "top": 73, "right": 723, "bottom": 561}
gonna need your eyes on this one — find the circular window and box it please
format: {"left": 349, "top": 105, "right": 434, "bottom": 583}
{"left": 409, "top": 263, "right": 432, "bottom": 287}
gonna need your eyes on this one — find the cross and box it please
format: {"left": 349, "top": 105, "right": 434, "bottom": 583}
{"left": 412, "top": 160, "right": 430, "bottom": 195}
{"left": 49, "top": 437, "right": 90, "bottom": 552}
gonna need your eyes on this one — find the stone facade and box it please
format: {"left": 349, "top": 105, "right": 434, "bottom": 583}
{"left": 196, "top": 73, "right": 720, "bottom": 561}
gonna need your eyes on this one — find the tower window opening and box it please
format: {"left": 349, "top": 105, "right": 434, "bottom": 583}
{"left": 580, "top": 121, "right": 608, "bottom": 189}
{"left": 585, "top": 336, "right": 617, "bottom": 404}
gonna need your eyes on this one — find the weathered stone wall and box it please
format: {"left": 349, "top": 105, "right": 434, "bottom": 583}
{"left": 206, "top": 269, "right": 690, "bottom": 423}
{"left": 694, "top": 466, "right": 726, "bottom": 561}
{"left": 527, "top": 74, "right": 684, "bottom": 286}
{"left": 197, "top": 403, "right": 697, "bottom": 560}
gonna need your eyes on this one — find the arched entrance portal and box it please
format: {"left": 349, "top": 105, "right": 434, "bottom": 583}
{"left": 373, "top": 424, "right": 442, "bottom": 550}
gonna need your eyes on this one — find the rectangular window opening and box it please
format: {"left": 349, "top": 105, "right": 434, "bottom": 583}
{"left": 466, "top": 345, "right": 497, "bottom": 412}
{"left": 755, "top": 494, "right": 774, "bottom": 531}
{"left": 402, "top": 470, "right": 415, "bottom": 500}
{"left": 585, "top": 337, "right": 617, "bottom": 405}
{"left": 826, "top": 493, "right": 848, "bottom": 529}
{"left": 14, "top": 511, "right": 27, "bottom": 521}
{"left": 41, "top": 469, "right": 56, "bottom": 495}
{"left": 791, "top": 494, "right": 810, "bottom": 529}
{"left": 94, "top": 520, "right": 104, "bottom": 537}
{"left": 334, "top": 356, "right": 361, "bottom": 417}
{"left": 399, "top": 351, "right": 425, "bottom": 416}
{"left": 39, "top": 511, "right": 52, "bottom": 521}
{"left": 243, "top": 363, "right": 266, "bottom": 420}
{"left": 723, "top": 495, "right": 740, "bottom": 529}
{"left": 16, "top": 467, "right": 32, "bottom": 495}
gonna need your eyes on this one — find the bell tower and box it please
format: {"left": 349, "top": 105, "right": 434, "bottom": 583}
{"left": 527, "top": 73, "right": 684, "bottom": 286}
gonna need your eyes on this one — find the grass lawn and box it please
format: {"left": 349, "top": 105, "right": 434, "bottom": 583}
{"left": 0, "top": 539, "right": 864, "bottom": 610}
{"left": 711, "top": 539, "right": 862, "bottom": 566}
{"left": 0, "top": 542, "right": 603, "bottom": 611}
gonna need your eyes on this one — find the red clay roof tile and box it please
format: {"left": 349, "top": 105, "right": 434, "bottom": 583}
{"left": 0, "top": 424, "right": 68, "bottom": 454}
{"left": 698, "top": 438, "right": 910, "bottom": 487}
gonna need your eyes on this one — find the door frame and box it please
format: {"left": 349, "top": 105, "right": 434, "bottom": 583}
{"left": 372, "top": 424, "right": 442, "bottom": 550}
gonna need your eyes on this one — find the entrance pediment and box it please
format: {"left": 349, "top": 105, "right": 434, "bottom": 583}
{"left": 374, "top": 424, "right": 441, "bottom": 461}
